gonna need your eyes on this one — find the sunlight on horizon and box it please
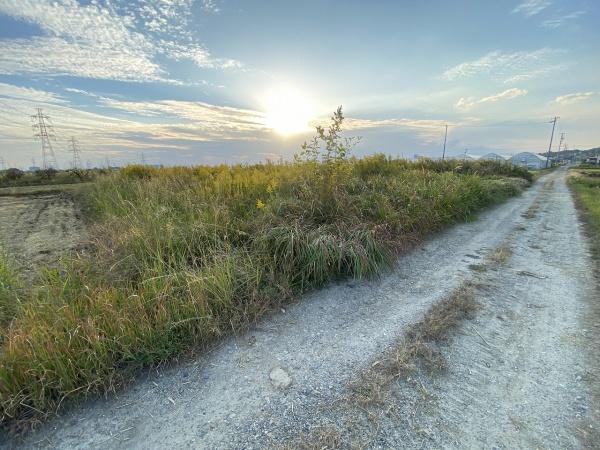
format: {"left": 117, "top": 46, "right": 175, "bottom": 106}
{"left": 263, "top": 86, "right": 316, "bottom": 136}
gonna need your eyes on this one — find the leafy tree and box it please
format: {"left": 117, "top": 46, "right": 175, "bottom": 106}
{"left": 38, "top": 168, "right": 57, "bottom": 180}
{"left": 4, "top": 168, "right": 24, "bottom": 181}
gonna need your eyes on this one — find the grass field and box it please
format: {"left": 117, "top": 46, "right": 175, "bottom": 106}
{"left": 0, "top": 246, "right": 20, "bottom": 329}
{"left": 0, "top": 153, "right": 531, "bottom": 428}
{"left": 569, "top": 167, "right": 600, "bottom": 261}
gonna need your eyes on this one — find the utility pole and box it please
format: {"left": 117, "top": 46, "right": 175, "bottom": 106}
{"left": 545, "top": 116, "right": 559, "bottom": 169}
{"left": 557, "top": 132, "right": 565, "bottom": 164}
{"left": 442, "top": 124, "right": 448, "bottom": 161}
{"left": 69, "top": 137, "right": 82, "bottom": 169}
{"left": 31, "top": 108, "right": 58, "bottom": 169}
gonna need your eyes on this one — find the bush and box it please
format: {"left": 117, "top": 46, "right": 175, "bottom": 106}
{"left": 3, "top": 168, "right": 24, "bottom": 181}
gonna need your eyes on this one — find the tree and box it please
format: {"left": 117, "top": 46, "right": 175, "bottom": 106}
{"left": 4, "top": 168, "right": 24, "bottom": 181}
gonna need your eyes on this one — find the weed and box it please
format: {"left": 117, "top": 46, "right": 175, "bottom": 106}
{"left": 0, "top": 245, "right": 21, "bottom": 331}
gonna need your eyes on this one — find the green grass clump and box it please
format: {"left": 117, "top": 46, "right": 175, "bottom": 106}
{"left": 0, "top": 246, "right": 21, "bottom": 330}
{"left": 0, "top": 154, "right": 530, "bottom": 427}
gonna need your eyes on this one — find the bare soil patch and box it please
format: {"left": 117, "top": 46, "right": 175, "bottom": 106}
{"left": 0, "top": 193, "right": 86, "bottom": 278}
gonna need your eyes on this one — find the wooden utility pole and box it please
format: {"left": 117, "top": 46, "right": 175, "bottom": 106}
{"left": 442, "top": 124, "right": 448, "bottom": 161}
{"left": 545, "top": 117, "right": 559, "bottom": 169}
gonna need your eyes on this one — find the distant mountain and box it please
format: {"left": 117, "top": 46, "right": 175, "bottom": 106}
{"left": 538, "top": 146, "right": 600, "bottom": 161}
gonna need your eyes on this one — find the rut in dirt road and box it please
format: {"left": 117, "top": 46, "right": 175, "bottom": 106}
{"left": 0, "top": 193, "right": 85, "bottom": 278}
{"left": 3, "top": 169, "right": 597, "bottom": 449}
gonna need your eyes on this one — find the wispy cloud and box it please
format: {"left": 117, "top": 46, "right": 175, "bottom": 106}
{"left": 0, "top": 37, "right": 170, "bottom": 83}
{"left": 443, "top": 48, "right": 564, "bottom": 83}
{"left": 553, "top": 92, "right": 596, "bottom": 105}
{"left": 0, "top": 0, "right": 241, "bottom": 83}
{"left": 542, "top": 10, "right": 586, "bottom": 28}
{"left": 201, "top": 0, "right": 222, "bottom": 13}
{"left": 0, "top": 81, "right": 67, "bottom": 104}
{"left": 456, "top": 88, "right": 528, "bottom": 110}
{"left": 512, "top": 0, "right": 552, "bottom": 17}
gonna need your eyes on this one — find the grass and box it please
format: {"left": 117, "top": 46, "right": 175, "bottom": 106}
{"left": 0, "top": 169, "right": 95, "bottom": 189}
{"left": 0, "top": 154, "right": 531, "bottom": 429}
{"left": 569, "top": 168, "right": 600, "bottom": 262}
{"left": 0, "top": 245, "right": 21, "bottom": 330}
{"left": 350, "top": 283, "right": 478, "bottom": 407}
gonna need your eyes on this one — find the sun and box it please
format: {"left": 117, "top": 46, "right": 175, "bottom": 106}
{"left": 263, "top": 86, "right": 315, "bottom": 136}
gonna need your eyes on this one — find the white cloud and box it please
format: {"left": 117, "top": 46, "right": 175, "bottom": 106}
{"left": 542, "top": 10, "right": 585, "bottom": 28}
{"left": 456, "top": 88, "right": 528, "bottom": 110}
{"left": 553, "top": 92, "right": 596, "bottom": 105}
{"left": 512, "top": 0, "right": 552, "bottom": 17}
{"left": 443, "top": 48, "right": 563, "bottom": 83}
{"left": 201, "top": 0, "right": 222, "bottom": 13}
{"left": 99, "top": 98, "right": 268, "bottom": 136}
{"left": 0, "top": 37, "right": 170, "bottom": 83}
{"left": 0, "top": 81, "right": 67, "bottom": 104}
{"left": 0, "top": 0, "right": 242, "bottom": 82}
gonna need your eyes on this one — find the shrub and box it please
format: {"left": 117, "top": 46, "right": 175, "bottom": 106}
{"left": 3, "top": 168, "right": 24, "bottom": 181}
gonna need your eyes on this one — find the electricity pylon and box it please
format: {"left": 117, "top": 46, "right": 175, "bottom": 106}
{"left": 31, "top": 108, "right": 58, "bottom": 169}
{"left": 69, "top": 137, "right": 82, "bottom": 169}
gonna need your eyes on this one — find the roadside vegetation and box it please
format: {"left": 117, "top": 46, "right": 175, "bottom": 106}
{"left": 0, "top": 246, "right": 21, "bottom": 330}
{"left": 569, "top": 167, "right": 600, "bottom": 261}
{"left": 0, "top": 108, "right": 532, "bottom": 428}
{"left": 0, "top": 167, "right": 94, "bottom": 189}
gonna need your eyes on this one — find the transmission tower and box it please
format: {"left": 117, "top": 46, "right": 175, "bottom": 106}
{"left": 0, "top": 157, "right": 5, "bottom": 171}
{"left": 69, "top": 137, "right": 82, "bottom": 169}
{"left": 31, "top": 108, "right": 58, "bottom": 169}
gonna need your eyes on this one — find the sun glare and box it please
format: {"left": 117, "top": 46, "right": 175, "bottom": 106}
{"left": 263, "top": 86, "right": 315, "bottom": 136}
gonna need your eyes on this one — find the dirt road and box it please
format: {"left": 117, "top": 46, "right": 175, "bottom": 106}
{"left": 3, "top": 169, "right": 598, "bottom": 449}
{"left": 0, "top": 193, "right": 85, "bottom": 278}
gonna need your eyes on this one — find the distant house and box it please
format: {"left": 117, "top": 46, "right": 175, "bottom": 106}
{"left": 479, "top": 153, "right": 506, "bottom": 162}
{"left": 510, "top": 152, "right": 548, "bottom": 170}
{"left": 584, "top": 156, "right": 600, "bottom": 165}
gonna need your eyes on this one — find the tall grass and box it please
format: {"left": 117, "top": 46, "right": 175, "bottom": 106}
{"left": 0, "top": 246, "right": 21, "bottom": 329}
{"left": 569, "top": 169, "right": 600, "bottom": 261}
{"left": 0, "top": 155, "right": 529, "bottom": 427}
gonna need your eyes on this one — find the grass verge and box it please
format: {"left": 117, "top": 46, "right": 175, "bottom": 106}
{"left": 0, "top": 245, "right": 21, "bottom": 331}
{"left": 0, "top": 156, "right": 530, "bottom": 429}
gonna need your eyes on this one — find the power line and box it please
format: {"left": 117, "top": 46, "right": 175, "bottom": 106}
{"left": 31, "top": 108, "right": 58, "bottom": 170}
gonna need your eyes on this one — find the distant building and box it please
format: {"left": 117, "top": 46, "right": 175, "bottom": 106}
{"left": 510, "top": 152, "right": 548, "bottom": 170}
{"left": 479, "top": 153, "right": 506, "bottom": 162}
{"left": 28, "top": 166, "right": 41, "bottom": 172}
{"left": 585, "top": 156, "right": 600, "bottom": 165}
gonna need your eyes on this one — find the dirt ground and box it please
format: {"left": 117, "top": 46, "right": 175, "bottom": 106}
{"left": 1, "top": 169, "right": 598, "bottom": 449}
{"left": 0, "top": 192, "right": 86, "bottom": 279}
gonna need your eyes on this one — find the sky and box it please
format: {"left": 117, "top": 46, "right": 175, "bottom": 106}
{"left": 0, "top": 0, "right": 599, "bottom": 169}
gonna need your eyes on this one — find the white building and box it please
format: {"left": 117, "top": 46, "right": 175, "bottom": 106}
{"left": 479, "top": 153, "right": 506, "bottom": 162}
{"left": 510, "top": 152, "right": 548, "bottom": 170}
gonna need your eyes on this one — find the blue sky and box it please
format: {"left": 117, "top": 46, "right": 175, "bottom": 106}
{"left": 0, "top": 0, "right": 598, "bottom": 168}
